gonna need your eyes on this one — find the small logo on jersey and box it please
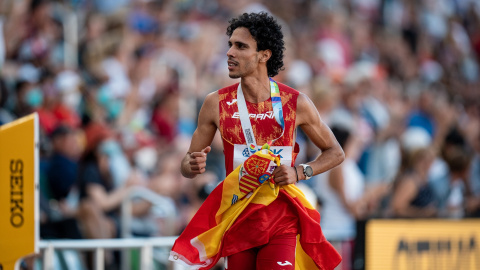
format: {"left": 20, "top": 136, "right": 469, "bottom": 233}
{"left": 232, "top": 111, "right": 274, "bottom": 120}
{"left": 271, "top": 148, "right": 284, "bottom": 158}
{"left": 226, "top": 99, "right": 237, "bottom": 106}
{"left": 242, "top": 147, "right": 285, "bottom": 158}
{"left": 277, "top": 261, "right": 292, "bottom": 266}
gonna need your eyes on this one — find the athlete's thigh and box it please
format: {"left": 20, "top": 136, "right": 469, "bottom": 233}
{"left": 225, "top": 248, "right": 257, "bottom": 270}
{"left": 257, "top": 233, "right": 296, "bottom": 270}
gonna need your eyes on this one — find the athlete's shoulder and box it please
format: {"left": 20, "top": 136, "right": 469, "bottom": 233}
{"left": 201, "top": 91, "right": 220, "bottom": 125}
{"left": 203, "top": 90, "right": 220, "bottom": 105}
{"left": 218, "top": 82, "right": 240, "bottom": 95}
{"left": 276, "top": 81, "right": 300, "bottom": 95}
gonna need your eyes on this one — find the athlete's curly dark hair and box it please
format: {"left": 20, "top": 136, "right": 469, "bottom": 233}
{"left": 226, "top": 12, "right": 285, "bottom": 77}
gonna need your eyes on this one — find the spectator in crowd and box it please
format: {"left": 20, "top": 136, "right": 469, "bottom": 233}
{"left": 467, "top": 131, "right": 480, "bottom": 217}
{"left": 389, "top": 147, "right": 438, "bottom": 218}
{"left": 14, "top": 80, "right": 40, "bottom": 118}
{"left": 315, "top": 125, "right": 366, "bottom": 235}
{"left": 150, "top": 90, "right": 179, "bottom": 144}
{"left": 440, "top": 128, "right": 475, "bottom": 219}
{"left": 40, "top": 124, "right": 84, "bottom": 240}
{"left": 47, "top": 125, "right": 81, "bottom": 202}
{"left": 314, "top": 125, "right": 366, "bottom": 269}
{"left": 0, "top": 78, "right": 15, "bottom": 125}
{"left": 77, "top": 122, "right": 150, "bottom": 240}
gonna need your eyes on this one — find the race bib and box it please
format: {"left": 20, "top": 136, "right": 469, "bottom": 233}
{"left": 233, "top": 144, "right": 292, "bottom": 169}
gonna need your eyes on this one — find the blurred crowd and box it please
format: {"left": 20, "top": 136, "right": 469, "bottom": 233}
{"left": 1, "top": 0, "right": 479, "bottom": 269}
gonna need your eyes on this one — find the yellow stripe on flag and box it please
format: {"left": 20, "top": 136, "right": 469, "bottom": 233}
{"left": 242, "top": 177, "right": 259, "bottom": 187}
{"left": 240, "top": 179, "right": 258, "bottom": 190}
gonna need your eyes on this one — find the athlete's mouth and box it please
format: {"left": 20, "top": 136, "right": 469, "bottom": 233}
{"left": 228, "top": 60, "right": 238, "bottom": 67}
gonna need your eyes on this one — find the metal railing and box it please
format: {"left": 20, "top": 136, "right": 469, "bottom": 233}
{"left": 121, "top": 187, "right": 177, "bottom": 239}
{"left": 120, "top": 187, "right": 178, "bottom": 270}
{"left": 34, "top": 186, "right": 180, "bottom": 270}
{"left": 39, "top": 236, "right": 180, "bottom": 270}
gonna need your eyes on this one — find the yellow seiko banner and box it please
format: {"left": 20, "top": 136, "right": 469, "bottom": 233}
{"left": 366, "top": 219, "right": 480, "bottom": 270}
{"left": 0, "top": 114, "right": 39, "bottom": 270}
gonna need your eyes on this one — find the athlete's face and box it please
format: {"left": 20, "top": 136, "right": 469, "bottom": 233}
{"left": 227, "top": 27, "right": 262, "bottom": 79}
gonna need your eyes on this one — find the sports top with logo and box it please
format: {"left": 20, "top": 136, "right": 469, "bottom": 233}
{"left": 219, "top": 81, "right": 300, "bottom": 175}
{"left": 218, "top": 81, "right": 300, "bottom": 240}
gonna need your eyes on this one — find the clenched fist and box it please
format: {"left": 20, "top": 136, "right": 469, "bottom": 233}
{"left": 272, "top": 165, "right": 298, "bottom": 186}
{"left": 182, "top": 146, "right": 211, "bottom": 178}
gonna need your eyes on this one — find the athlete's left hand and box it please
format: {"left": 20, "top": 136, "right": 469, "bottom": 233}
{"left": 272, "top": 165, "right": 297, "bottom": 186}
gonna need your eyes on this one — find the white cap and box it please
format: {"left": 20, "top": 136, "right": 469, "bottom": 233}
{"left": 401, "top": 127, "right": 432, "bottom": 151}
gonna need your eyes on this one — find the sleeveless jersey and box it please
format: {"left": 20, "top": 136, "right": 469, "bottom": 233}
{"left": 219, "top": 82, "right": 300, "bottom": 175}
{"left": 217, "top": 81, "right": 301, "bottom": 247}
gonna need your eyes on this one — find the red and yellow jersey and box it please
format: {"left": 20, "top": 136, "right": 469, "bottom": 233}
{"left": 219, "top": 82, "right": 300, "bottom": 175}
{"left": 216, "top": 81, "right": 301, "bottom": 254}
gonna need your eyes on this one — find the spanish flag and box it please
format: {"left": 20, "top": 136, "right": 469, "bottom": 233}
{"left": 169, "top": 149, "right": 341, "bottom": 269}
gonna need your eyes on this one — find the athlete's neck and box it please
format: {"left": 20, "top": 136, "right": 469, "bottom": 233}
{"left": 240, "top": 76, "right": 271, "bottom": 103}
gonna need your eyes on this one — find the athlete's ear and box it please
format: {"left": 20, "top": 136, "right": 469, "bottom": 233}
{"left": 259, "top": 49, "right": 272, "bottom": 63}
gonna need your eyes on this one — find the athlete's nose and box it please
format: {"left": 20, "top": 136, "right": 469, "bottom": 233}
{"left": 226, "top": 47, "right": 235, "bottom": 58}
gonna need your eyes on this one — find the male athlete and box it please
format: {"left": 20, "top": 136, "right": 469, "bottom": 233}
{"left": 180, "top": 12, "right": 344, "bottom": 270}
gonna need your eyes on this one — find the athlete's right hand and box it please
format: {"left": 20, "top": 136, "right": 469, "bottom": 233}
{"left": 187, "top": 146, "right": 211, "bottom": 175}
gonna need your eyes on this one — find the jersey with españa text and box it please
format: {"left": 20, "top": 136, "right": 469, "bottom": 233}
{"left": 218, "top": 81, "right": 301, "bottom": 251}
{"left": 219, "top": 82, "right": 300, "bottom": 175}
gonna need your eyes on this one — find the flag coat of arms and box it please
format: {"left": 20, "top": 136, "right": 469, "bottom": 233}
{"left": 170, "top": 149, "right": 341, "bottom": 269}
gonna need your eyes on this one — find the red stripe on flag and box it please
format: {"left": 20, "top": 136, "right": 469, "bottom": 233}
{"left": 239, "top": 183, "right": 253, "bottom": 193}
{"left": 239, "top": 180, "right": 257, "bottom": 190}
{"left": 243, "top": 175, "right": 259, "bottom": 184}
{"left": 239, "top": 187, "right": 250, "bottom": 194}
{"left": 244, "top": 174, "right": 257, "bottom": 181}
{"left": 241, "top": 178, "right": 260, "bottom": 187}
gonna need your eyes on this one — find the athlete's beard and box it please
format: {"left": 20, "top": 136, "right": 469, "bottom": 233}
{"left": 228, "top": 67, "right": 243, "bottom": 79}
{"left": 228, "top": 58, "right": 257, "bottom": 79}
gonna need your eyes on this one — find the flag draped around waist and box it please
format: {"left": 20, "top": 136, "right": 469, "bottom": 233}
{"left": 169, "top": 148, "right": 342, "bottom": 270}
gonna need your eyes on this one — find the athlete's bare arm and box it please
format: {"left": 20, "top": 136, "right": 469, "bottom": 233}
{"left": 296, "top": 93, "right": 345, "bottom": 177}
{"left": 273, "top": 93, "right": 345, "bottom": 186}
{"left": 181, "top": 92, "right": 220, "bottom": 178}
